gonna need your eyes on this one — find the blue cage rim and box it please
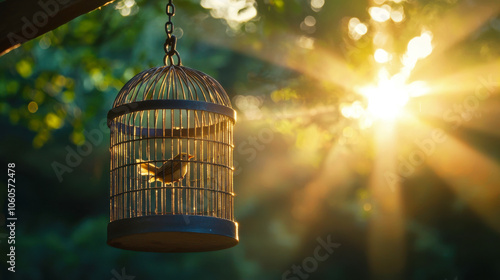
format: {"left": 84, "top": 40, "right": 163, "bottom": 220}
{"left": 107, "top": 100, "right": 237, "bottom": 128}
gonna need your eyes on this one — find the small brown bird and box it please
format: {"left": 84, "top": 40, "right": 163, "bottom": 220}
{"left": 136, "top": 153, "right": 194, "bottom": 185}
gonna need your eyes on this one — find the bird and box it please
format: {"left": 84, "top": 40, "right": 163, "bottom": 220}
{"left": 136, "top": 153, "right": 194, "bottom": 185}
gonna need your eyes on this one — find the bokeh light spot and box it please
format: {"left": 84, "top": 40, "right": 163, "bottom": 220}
{"left": 28, "top": 101, "right": 38, "bottom": 113}
{"left": 363, "top": 203, "right": 372, "bottom": 212}
{"left": 391, "top": 10, "right": 404, "bottom": 22}
{"left": 45, "top": 113, "right": 63, "bottom": 129}
{"left": 369, "top": 5, "right": 391, "bottom": 22}
{"left": 374, "top": 48, "right": 391, "bottom": 63}
{"left": 311, "top": 0, "right": 325, "bottom": 12}
{"left": 349, "top": 17, "right": 368, "bottom": 40}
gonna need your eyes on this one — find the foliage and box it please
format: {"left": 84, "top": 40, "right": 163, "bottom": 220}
{"left": 1, "top": 0, "right": 500, "bottom": 279}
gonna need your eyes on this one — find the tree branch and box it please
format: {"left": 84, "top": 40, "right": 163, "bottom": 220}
{"left": 0, "top": 0, "right": 116, "bottom": 56}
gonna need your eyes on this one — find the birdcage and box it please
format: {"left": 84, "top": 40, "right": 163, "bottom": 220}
{"left": 106, "top": 0, "right": 237, "bottom": 252}
{"left": 107, "top": 65, "right": 237, "bottom": 252}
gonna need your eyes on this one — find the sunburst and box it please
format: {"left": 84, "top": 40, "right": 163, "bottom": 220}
{"left": 201, "top": 0, "right": 500, "bottom": 276}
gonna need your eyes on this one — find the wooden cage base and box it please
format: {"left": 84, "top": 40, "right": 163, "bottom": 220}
{"left": 107, "top": 215, "right": 238, "bottom": 252}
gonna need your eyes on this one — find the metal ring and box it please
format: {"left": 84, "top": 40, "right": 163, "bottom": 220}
{"left": 163, "top": 50, "right": 181, "bottom": 66}
{"left": 166, "top": 3, "right": 175, "bottom": 16}
{"left": 164, "top": 36, "right": 177, "bottom": 55}
{"left": 165, "top": 22, "right": 174, "bottom": 34}
{"left": 164, "top": 54, "right": 174, "bottom": 66}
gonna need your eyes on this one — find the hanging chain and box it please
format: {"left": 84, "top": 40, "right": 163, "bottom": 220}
{"left": 164, "top": 0, "right": 181, "bottom": 66}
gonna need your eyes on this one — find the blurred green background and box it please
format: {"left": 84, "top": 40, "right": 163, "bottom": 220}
{"left": 1, "top": 0, "right": 500, "bottom": 279}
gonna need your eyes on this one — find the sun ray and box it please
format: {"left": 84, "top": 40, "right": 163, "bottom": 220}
{"left": 413, "top": 0, "right": 500, "bottom": 76}
{"left": 367, "top": 122, "right": 405, "bottom": 279}
{"left": 454, "top": 99, "right": 500, "bottom": 138}
{"left": 407, "top": 96, "right": 500, "bottom": 137}
{"left": 197, "top": 28, "right": 360, "bottom": 92}
{"left": 404, "top": 116, "right": 500, "bottom": 233}
{"left": 284, "top": 45, "right": 362, "bottom": 91}
{"left": 291, "top": 141, "right": 356, "bottom": 224}
{"left": 415, "top": 59, "right": 500, "bottom": 98}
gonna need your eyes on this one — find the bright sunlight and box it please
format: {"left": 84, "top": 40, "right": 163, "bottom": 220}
{"left": 359, "top": 71, "right": 410, "bottom": 120}
{"left": 354, "top": 30, "right": 434, "bottom": 122}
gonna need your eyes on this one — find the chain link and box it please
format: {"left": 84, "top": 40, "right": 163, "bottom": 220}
{"left": 165, "top": 1, "right": 174, "bottom": 35}
{"left": 164, "top": 0, "right": 181, "bottom": 66}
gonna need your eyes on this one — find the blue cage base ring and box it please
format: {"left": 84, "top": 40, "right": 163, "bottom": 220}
{"left": 107, "top": 215, "right": 238, "bottom": 252}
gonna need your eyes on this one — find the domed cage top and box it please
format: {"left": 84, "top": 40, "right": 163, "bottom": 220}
{"left": 107, "top": 65, "right": 238, "bottom": 252}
